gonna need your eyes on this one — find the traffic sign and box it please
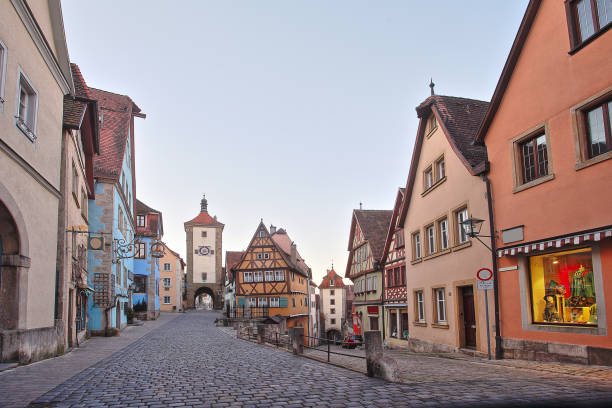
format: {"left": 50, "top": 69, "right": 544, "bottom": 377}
{"left": 477, "top": 268, "right": 494, "bottom": 290}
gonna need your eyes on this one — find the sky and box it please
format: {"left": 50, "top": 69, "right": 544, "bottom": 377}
{"left": 62, "top": 0, "right": 529, "bottom": 286}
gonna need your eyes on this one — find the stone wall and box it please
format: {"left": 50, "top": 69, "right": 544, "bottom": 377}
{"left": 0, "top": 325, "right": 61, "bottom": 363}
{"left": 502, "top": 338, "right": 612, "bottom": 366}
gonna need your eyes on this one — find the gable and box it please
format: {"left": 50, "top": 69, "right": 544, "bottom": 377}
{"left": 236, "top": 223, "right": 288, "bottom": 271}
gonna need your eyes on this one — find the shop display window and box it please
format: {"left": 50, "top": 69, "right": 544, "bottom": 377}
{"left": 529, "top": 248, "right": 597, "bottom": 326}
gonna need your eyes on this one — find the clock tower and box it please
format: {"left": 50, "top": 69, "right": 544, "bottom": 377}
{"left": 184, "top": 194, "right": 224, "bottom": 309}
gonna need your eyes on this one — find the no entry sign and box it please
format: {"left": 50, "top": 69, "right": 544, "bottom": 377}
{"left": 477, "top": 268, "right": 494, "bottom": 290}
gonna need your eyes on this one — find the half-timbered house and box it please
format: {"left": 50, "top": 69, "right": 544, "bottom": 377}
{"left": 345, "top": 209, "right": 392, "bottom": 339}
{"left": 235, "top": 222, "right": 312, "bottom": 335}
{"left": 381, "top": 188, "right": 408, "bottom": 346}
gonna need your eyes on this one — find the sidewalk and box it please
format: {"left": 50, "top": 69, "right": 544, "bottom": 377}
{"left": 0, "top": 312, "right": 180, "bottom": 408}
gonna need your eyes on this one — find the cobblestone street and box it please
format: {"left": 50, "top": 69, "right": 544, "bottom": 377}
{"left": 0, "top": 311, "right": 609, "bottom": 407}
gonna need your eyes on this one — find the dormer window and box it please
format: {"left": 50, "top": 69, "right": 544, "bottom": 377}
{"left": 426, "top": 113, "right": 437, "bottom": 136}
{"left": 330, "top": 279, "right": 334, "bottom": 287}
{"left": 259, "top": 230, "right": 265, "bottom": 238}
{"left": 137, "top": 215, "right": 146, "bottom": 227}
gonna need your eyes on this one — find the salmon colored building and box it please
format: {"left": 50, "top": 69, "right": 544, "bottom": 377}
{"left": 475, "top": 0, "right": 612, "bottom": 364}
{"left": 159, "top": 243, "right": 185, "bottom": 312}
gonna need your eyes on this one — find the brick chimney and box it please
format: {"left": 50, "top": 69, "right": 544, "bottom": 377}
{"left": 270, "top": 225, "right": 276, "bottom": 234}
{"left": 290, "top": 242, "right": 297, "bottom": 265}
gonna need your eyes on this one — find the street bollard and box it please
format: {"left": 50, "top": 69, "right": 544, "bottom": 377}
{"left": 257, "top": 324, "right": 265, "bottom": 344}
{"left": 364, "top": 330, "right": 400, "bottom": 382}
{"left": 290, "top": 327, "right": 304, "bottom": 355}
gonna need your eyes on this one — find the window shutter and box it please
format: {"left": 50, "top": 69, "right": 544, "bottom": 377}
{"left": 279, "top": 297, "right": 288, "bottom": 308}
{"left": 237, "top": 297, "right": 245, "bottom": 307}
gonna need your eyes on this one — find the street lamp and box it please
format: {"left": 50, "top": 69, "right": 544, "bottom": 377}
{"left": 459, "top": 215, "right": 494, "bottom": 252}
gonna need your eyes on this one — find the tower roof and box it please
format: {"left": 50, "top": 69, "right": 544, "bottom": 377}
{"left": 185, "top": 194, "right": 224, "bottom": 228}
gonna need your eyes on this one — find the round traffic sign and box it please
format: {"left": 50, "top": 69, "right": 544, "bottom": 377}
{"left": 477, "top": 268, "right": 493, "bottom": 281}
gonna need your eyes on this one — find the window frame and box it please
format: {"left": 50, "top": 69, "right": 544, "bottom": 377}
{"left": 80, "top": 188, "right": 88, "bottom": 220}
{"left": 243, "top": 272, "right": 253, "bottom": 283}
{"left": 510, "top": 123, "right": 554, "bottom": 193}
{"left": 425, "top": 224, "right": 436, "bottom": 255}
{"left": 254, "top": 271, "right": 263, "bottom": 282}
{"left": 395, "top": 229, "right": 404, "bottom": 248}
{"left": 435, "top": 155, "right": 446, "bottom": 182}
{"left": 163, "top": 296, "right": 171, "bottom": 305}
{"left": 0, "top": 40, "right": 7, "bottom": 112}
{"left": 438, "top": 217, "right": 449, "bottom": 251}
{"left": 162, "top": 277, "right": 171, "bottom": 287}
{"left": 274, "top": 269, "right": 284, "bottom": 281}
{"left": 15, "top": 68, "right": 38, "bottom": 141}
{"left": 134, "top": 242, "right": 146, "bottom": 259}
{"left": 137, "top": 215, "right": 146, "bottom": 227}
{"left": 415, "top": 290, "right": 425, "bottom": 323}
{"left": 412, "top": 231, "right": 422, "bottom": 261}
{"left": 163, "top": 262, "right": 171, "bottom": 271}
{"left": 269, "top": 297, "right": 280, "bottom": 308}
{"left": 264, "top": 270, "right": 274, "bottom": 282}
{"left": 423, "top": 165, "right": 434, "bottom": 191}
{"left": 201, "top": 272, "right": 207, "bottom": 281}
{"left": 433, "top": 287, "right": 447, "bottom": 325}
{"left": 572, "top": 86, "right": 612, "bottom": 170}
{"left": 566, "top": 0, "right": 612, "bottom": 53}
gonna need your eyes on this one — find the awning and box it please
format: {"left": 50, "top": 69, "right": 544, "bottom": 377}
{"left": 498, "top": 227, "right": 612, "bottom": 258}
{"left": 77, "top": 283, "right": 95, "bottom": 295}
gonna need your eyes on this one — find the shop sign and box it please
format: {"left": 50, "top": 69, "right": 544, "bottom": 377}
{"left": 367, "top": 306, "right": 378, "bottom": 315}
{"left": 477, "top": 268, "right": 494, "bottom": 290}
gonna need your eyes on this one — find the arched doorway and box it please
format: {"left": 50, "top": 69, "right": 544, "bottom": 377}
{"left": 0, "top": 200, "right": 21, "bottom": 330}
{"left": 193, "top": 286, "right": 215, "bottom": 310}
{"left": 327, "top": 329, "right": 342, "bottom": 343}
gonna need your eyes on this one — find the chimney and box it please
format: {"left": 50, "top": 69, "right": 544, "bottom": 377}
{"left": 290, "top": 242, "right": 297, "bottom": 265}
{"left": 270, "top": 225, "right": 276, "bottom": 234}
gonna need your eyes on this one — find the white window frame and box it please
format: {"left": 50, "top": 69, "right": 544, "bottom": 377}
{"left": 264, "top": 252, "right": 270, "bottom": 259}
{"left": 256, "top": 253, "right": 263, "bottom": 260}
{"left": 274, "top": 270, "right": 284, "bottom": 281}
{"left": 424, "top": 166, "right": 433, "bottom": 190}
{"left": 163, "top": 296, "right": 171, "bottom": 305}
{"left": 413, "top": 232, "right": 422, "bottom": 259}
{"left": 264, "top": 270, "right": 274, "bottom": 281}
{"left": 427, "top": 225, "right": 436, "bottom": 254}
{"left": 259, "top": 230, "right": 265, "bottom": 238}
{"left": 373, "top": 276, "right": 377, "bottom": 291}
{"left": 457, "top": 208, "right": 469, "bottom": 244}
{"left": 269, "top": 297, "right": 280, "bottom": 307}
{"left": 0, "top": 40, "right": 7, "bottom": 112}
{"left": 162, "top": 278, "right": 171, "bottom": 287}
{"left": 163, "top": 262, "right": 171, "bottom": 271}
{"left": 416, "top": 291, "right": 425, "bottom": 322}
{"left": 258, "top": 297, "right": 268, "bottom": 307}
{"left": 439, "top": 218, "right": 449, "bottom": 250}
{"left": 244, "top": 272, "right": 253, "bottom": 283}
{"left": 435, "top": 288, "right": 447, "bottom": 324}
{"left": 15, "top": 68, "right": 38, "bottom": 141}
{"left": 330, "top": 279, "right": 334, "bottom": 287}
{"left": 254, "top": 271, "right": 263, "bottom": 282}
{"left": 248, "top": 297, "right": 257, "bottom": 308}
{"left": 137, "top": 215, "right": 146, "bottom": 227}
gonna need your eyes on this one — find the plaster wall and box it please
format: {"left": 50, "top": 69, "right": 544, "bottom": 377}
{"left": 403, "top": 123, "right": 494, "bottom": 353}
{"left": 320, "top": 287, "right": 345, "bottom": 332}
{"left": 192, "top": 226, "right": 217, "bottom": 284}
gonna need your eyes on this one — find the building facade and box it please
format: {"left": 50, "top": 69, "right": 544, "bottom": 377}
{"left": 345, "top": 209, "right": 392, "bottom": 339}
{"left": 308, "top": 280, "right": 319, "bottom": 345}
{"left": 381, "top": 188, "right": 408, "bottom": 347}
{"left": 475, "top": 0, "right": 612, "bottom": 364}
{"left": 224, "top": 251, "right": 244, "bottom": 316}
{"left": 56, "top": 63, "right": 99, "bottom": 350}
{"left": 87, "top": 87, "right": 143, "bottom": 335}
{"left": 0, "top": 0, "right": 73, "bottom": 363}
{"left": 184, "top": 195, "right": 224, "bottom": 309}
{"left": 133, "top": 199, "right": 163, "bottom": 320}
{"left": 234, "top": 222, "right": 311, "bottom": 334}
{"left": 399, "top": 94, "right": 495, "bottom": 355}
{"left": 318, "top": 268, "right": 346, "bottom": 341}
{"left": 159, "top": 243, "right": 185, "bottom": 312}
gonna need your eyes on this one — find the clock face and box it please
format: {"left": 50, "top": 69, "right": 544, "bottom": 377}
{"left": 198, "top": 246, "right": 210, "bottom": 256}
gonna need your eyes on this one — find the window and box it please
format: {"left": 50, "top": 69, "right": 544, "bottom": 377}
{"left": 16, "top": 71, "right": 38, "bottom": 140}
{"left": 426, "top": 113, "right": 437, "bottom": 134}
{"left": 330, "top": 299, "right": 335, "bottom": 305}
{"left": 275, "top": 270, "right": 284, "bottom": 281}
{"left": 529, "top": 248, "right": 597, "bottom": 326}
{"left": 259, "top": 230, "right": 265, "bottom": 238}
{"left": 585, "top": 100, "right": 612, "bottom": 158}
{"left": 330, "top": 279, "right": 334, "bottom": 287}
{"left": 81, "top": 189, "right": 88, "bottom": 219}
{"left": 163, "top": 296, "right": 171, "bottom": 304}
{"left": 255, "top": 271, "right": 264, "bottom": 282}
{"left": 395, "top": 230, "right": 404, "bottom": 248}
{"left": 435, "top": 288, "right": 446, "bottom": 324}
{"left": 163, "top": 278, "right": 171, "bottom": 287}
{"left": 330, "top": 318, "right": 336, "bottom": 325}
{"left": 134, "top": 275, "right": 146, "bottom": 293}
{"left": 0, "top": 40, "right": 6, "bottom": 111}
{"left": 243, "top": 272, "right": 253, "bottom": 282}
{"left": 439, "top": 218, "right": 449, "bottom": 250}
{"left": 256, "top": 253, "right": 263, "bottom": 260}
{"left": 265, "top": 270, "right": 274, "bottom": 281}
{"left": 264, "top": 253, "right": 270, "bottom": 259}
{"left": 134, "top": 242, "right": 146, "bottom": 259}
{"left": 412, "top": 232, "right": 422, "bottom": 260}
{"left": 292, "top": 298, "right": 296, "bottom": 307}
{"left": 369, "top": 317, "right": 379, "bottom": 331}
{"left": 71, "top": 161, "right": 79, "bottom": 200}
{"left": 330, "top": 290, "right": 335, "bottom": 295}
{"left": 416, "top": 291, "right": 425, "bottom": 322}
{"left": 426, "top": 225, "right": 436, "bottom": 254}
{"left": 435, "top": 157, "right": 445, "bottom": 181}
{"left": 520, "top": 133, "right": 548, "bottom": 184}
{"left": 201, "top": 231, "right": 207, "bottom": 237}
{"left": 248, "top": 297, "right": 257, "bottom": 308}
{"left": 291, "top": 271, "right": 295, "bottom": 281}
{"left": 163, "top": 263, "right": 171, "bottom": 271}
{"left": 330, "top": 308, "right": 336, "bottom": 315}
{"left": 568, "top": 0, "right": 612, "bottom": 48}
{"left": 269, "top": 297, "right": 280, "bottom": 308}
{"left": 424, "top": 166, "right": 433, "bottom": 190}
{"left": 137, "top": 215, "right": 146, "bottom": 227}
{"left": 201, "top": 273, "right": 207, "bottom": 281}
{"left": 456, "top": 208, "right": 469, "bottom": 244}
{"left": 373, "top": 276, "right": 377, "bottom": 291}
{"left": 258, "top": 297, "right": 268, "bottom": 307}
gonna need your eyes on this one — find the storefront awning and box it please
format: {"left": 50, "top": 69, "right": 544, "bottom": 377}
{"left": 498, "top": 227, "right": 612, "bottom": 258}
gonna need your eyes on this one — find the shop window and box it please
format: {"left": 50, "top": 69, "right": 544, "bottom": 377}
{"left": 567, "top": 0, "right": 612, "bottom": 50}
{"left": 529, "top": 248, "right": 597, "bottom": 326}
{"left": 390, "top": 310, "right": 398, "bottom": 338}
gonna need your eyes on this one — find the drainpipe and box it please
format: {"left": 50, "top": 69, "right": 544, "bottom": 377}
{"left": 483, "top": 173, "right": 502, "bottom": 359}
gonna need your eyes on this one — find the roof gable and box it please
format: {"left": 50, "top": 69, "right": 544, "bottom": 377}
{"left": 381, "top": 188, "right": 406, "bottom": 265}
{"left": 353, "top": 210, "right": 392, "bottom": 261}
{"left": 319, "top": 268, "right": 345, "bottom": 289}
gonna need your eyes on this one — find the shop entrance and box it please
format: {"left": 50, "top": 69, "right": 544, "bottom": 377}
{"left": 460, "top": 286, "right": 476, "bottom": 349}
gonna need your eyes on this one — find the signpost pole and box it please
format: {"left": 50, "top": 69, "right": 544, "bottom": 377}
{"left": 484, "top": 289, "right": 491, "bottom": 360}
{"left": 477, "top": 267, "right": 493, "bottom": 360}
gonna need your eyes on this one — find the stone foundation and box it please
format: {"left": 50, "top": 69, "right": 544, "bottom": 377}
{"left": 502, "top": 338, "right": 612, "bottom": 366}
{"left": 0, "top": 326, "right": 61, "bottom": 364}
{"left": 407, "top": 337, "right": 458, "bottom": 354}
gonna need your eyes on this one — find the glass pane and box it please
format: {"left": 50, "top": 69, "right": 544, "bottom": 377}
{"left": 587, "top": 106, "right": 607, "bottom": 157}
{"left": 577, "top": 0, "right": 596, "bottom": 40}
{"left": 521, "top": 140, "right": 536, "bottom": 183}
{"left": 530, "top": 248, "right": 596, "bottom": 326}
{"left": 536, "top": 135, "right": 548, "bottom": 177}
{"left": 597, "top": 0, "right": 612, "bottom": 28}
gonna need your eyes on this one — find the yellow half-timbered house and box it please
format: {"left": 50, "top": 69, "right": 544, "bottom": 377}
{"left": 235, "top": 222, "right": 312, "bottom": 336}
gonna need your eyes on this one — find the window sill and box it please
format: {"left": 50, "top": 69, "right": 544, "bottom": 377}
{"left": 414, "top": 322, "right": 427, "bottom": 327}
{"left": 451, "top": 241, "right": 472, "bottom": 252}
{"left": 421, "top": 176, "right": 446, "bottom": 197}
{"left": 410, "top": 258, "right": 422, "bottom": 265}
{"left": 422, "top": 248, "right": 451, "bottom": 261}
{"left": 16, "top": 120, "right": 36, "bottom": 142}
{"left": 431, "top": 323, "right": 449, "bottom": 329}
{"left": 568, "top": 23, "right": 612, "bottom": 55}
{"left": 575, "top": 151, "right": 612, "bottom": 171}
{"left": 512, "top": 173, "right": 554, "bottom": 194}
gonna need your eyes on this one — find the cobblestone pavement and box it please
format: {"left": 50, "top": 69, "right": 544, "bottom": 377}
{"left": 22, "top": 311, "right": 612, "bottom": 407}
{"left": 0, "top": 313, "right": 179, "bottom": 408}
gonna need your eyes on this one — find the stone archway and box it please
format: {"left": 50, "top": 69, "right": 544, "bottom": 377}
{"left": 186, "top": 283, "right": 222, "bottom": 310}
{"left": 193, "top": 286, "right": 216, "bottom": 309}
{"left": 326, "top": 329, "right": 342, "bottom": 342}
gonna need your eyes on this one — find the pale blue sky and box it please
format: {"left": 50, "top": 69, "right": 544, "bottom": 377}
{"left": 62, "top": 0, "right": 529, "bottom": 285}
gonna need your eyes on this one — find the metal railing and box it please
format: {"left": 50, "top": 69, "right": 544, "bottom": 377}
{"left": 225, "top": 306, "right": 270, "bottom": 319}
{"left": 303, "top": 335, "right": 366, "bottom": 362}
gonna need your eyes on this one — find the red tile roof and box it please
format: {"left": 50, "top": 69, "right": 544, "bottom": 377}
{"left": 354, "top": 210, "right": 393, "bottom": 260}
{"left": 318, "top": 268, "right": 345, "bottom": 289}
{"left": 270, "top": 228, "right": 310, "bottom": 277}
{"left": 225, "top": 250, "right": 245, "bottom": 282}
{"left": 71, "top": 63, "right": 90, "bottom": 99}
{"left": 89, "top": 87, "right": 141, "bottom": 180}
{"left": 184, "top": 211, "right": 225, "bottom": 227}
{"left": 135, "top": 199, "right": 163, "bottom": 238}
{"left": 162, "top": 242, "right": 185, "bottom": 267}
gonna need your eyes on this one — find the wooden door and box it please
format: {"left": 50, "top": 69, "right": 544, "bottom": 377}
{"left": 461, "top": 286, "right": 476, "bottom": 349}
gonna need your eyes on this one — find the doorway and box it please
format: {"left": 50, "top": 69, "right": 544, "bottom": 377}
{"left": 459, "top": 286, "right": 476, "bottom": 349}
{"left": 115, "top": 300, "right": 121, "bottom": 329}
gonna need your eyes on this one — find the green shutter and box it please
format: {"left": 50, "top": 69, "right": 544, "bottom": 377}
{"left": 279, "top": 297, "right": 288, "bottom": 308}
{"left": 237, "top": 297, "right": 245, "bottom": 307}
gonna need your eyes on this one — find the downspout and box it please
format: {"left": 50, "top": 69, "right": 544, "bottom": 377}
{"left": 483, "top": 172, "right": 502, "bottom": 359}
{"left": 376, "top": 260, "right": 385, "bottom": 341}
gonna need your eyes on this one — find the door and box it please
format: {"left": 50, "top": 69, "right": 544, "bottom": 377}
{"left": 461, "top": 286, "right": 476, "bottom": 349}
